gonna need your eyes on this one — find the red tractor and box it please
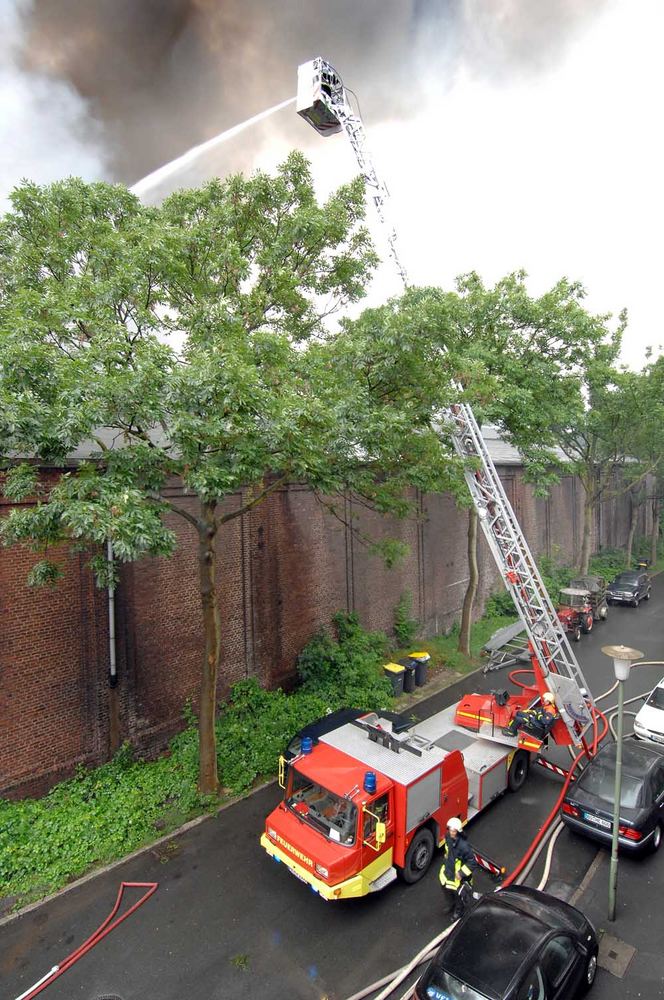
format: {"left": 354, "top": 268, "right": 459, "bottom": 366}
{"left": 556, "top": 588, "right": 595, "bottom": 642}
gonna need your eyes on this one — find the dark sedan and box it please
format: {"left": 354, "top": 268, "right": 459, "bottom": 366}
{"left": 414, "top": 885, "right": 597, "bottom": 1000}
{"left": 606, "top": 570, "right": 651, "bottom": 607}
{"left": 561, "top": 737, "right": 664, "bottom": 854}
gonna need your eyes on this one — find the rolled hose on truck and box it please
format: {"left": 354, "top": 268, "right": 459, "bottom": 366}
{"left": 350, "top": 662, "right": 664, "bottom": 1000}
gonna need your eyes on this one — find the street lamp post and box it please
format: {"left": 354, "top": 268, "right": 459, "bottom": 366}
{"left": 601, "top": 644, "right": 643, "bottom": 922}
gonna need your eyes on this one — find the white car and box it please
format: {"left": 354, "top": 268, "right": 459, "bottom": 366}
{"left": 634, "top": 678, "right": 664, "bottom": 745}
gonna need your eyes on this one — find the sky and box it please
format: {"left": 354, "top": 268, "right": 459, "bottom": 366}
{"left": 1, "top": 0, "right": 662, "bottom": 369}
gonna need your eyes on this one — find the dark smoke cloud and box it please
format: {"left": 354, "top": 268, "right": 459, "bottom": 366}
{"left": 9, "top": 0, "right": 608, "bottom": 190}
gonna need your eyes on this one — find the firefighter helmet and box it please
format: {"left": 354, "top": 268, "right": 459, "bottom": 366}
{"left": 542, "top": 691, "right": 556, "bottom": 705}
{"left": 447, "top": 816, "right": 463, "bottom": 833}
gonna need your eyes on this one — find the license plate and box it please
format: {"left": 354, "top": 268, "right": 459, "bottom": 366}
{"left": 584, "top": 812, "right": 611, "bottom": 829}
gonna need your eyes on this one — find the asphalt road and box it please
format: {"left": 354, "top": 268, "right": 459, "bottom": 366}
{"left": 2, "top": 573, "right": 663, "bottom": 1000}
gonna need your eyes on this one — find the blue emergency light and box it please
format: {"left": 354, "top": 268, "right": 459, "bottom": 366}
{"left": 301, "top": 736, "right": 313, "bottom": 754}
{"left": 364, "top": 771, "right": 377, "bottom": 794}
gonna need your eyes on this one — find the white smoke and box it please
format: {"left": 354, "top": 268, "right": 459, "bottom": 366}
{"left": 0, "top": 0, "right": 108, "bottom": 209}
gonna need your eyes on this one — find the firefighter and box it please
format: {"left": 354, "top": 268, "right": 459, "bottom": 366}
{"left": 503, "top": 691, "right": 559, "bottom": 739}
{"left": 439, "top": 816, "right": 477, "bottom": 919}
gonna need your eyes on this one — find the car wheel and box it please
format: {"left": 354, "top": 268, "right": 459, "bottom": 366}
{"left": 400, "top": 827, "right": 435, "bottom": 884}
{"left": 573, "top": 627, "right": 582, "bottom": 642}
{"left": 579, "top": 947, "right": 598, "bottom": 995}
{"left": 650, "top": 822, "right": 662, "bottom": 854}
{"left": 508, "top": 750, "right": 530, "bottom": 791}
{"left": 645, "top": 590, "right": 651, "bottom": 601}
{"left": 599, "top": 605, "right": 608, "bottom": 620}
{"left": 632, "top": 597, "right": 639, "bottom": 608}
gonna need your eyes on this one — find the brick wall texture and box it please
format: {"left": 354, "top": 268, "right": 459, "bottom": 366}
{"left": 0, "top": 469, "right": 652, "bottom": 798}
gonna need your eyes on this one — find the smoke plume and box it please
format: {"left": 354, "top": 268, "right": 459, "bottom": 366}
{"left": 2, "top": 0, "right": 608, "bottom": 200}
{"left": 0, "top": 0, "right": 109, "bottom": 208}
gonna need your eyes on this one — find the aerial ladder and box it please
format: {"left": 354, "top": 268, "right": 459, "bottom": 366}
{"left": 296, "top": 58, "right": 594, "bottom": 747}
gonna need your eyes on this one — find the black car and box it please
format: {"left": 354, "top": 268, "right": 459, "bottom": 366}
{"left": 561, "top": 737, "right": 664, "bottom": 854}
{"left": 283, "top": 707, "right": 413, "bottom": 762}
{"left": 415, "top": 885, "right": 597, "bottom": 1000}
{"left": 606, "top": 570, "right": 651, "bottom": 607}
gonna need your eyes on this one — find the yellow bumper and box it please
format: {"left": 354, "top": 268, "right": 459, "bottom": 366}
{"left": 260, "top": 834, "right": 394, "bottom": 900}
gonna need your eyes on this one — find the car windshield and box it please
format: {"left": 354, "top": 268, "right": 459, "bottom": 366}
{"left": 613, "top": 573, "right": 638, "bottom": 586}
{"left": 287, "top": 769, "right": 357, "bottom": 845}
{"left": 425, "top": 968, "right": 491, "bottom": 1000}
{"left": 646, "top": 687, "right": 664, "bottom": 710}
{"left": 578, "top": 762, "right": 644, "bottom": 808}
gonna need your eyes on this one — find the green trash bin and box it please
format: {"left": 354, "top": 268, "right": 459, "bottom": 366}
{"left": 408, "top": 651, "right": 430, "bottom": 687}
{"left": 383, "top": 662, "right": 405, "bottom": 696}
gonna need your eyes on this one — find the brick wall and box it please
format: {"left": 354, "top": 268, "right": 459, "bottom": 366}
{"left": 0, "top": 467, "right": 647, "bottom": 798}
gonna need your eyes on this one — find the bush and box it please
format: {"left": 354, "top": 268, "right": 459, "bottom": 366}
{"left": 215, "top": 680, "right": 329, "bottom": 793}
{"left": 297, "top": 611, "right": 392, "bottom": 709}
{"left": 0, "top": 729, "right": 206, "bottom": 900}
{"left": 393, "top": 591, "right": 419, "bottom": 647}
{"left": 484, "top": 589, "right": 515, "bottom": 617}
{"left": 588, "top": 548, "right": 629, "bottom": 579}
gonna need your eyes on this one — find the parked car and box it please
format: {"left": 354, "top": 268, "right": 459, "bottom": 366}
{"left": 606, "top": 570, "right": 651, "bottom": 607}
{"left": 414, "top": 885, "right": 597, "bottom": 1000}
{"left": 561, "top": 737, "right": 664, "bottom": 854}
{"left": 557, "top": 588, "right": 595, "bottom": 642}
{"left": 569, "top": 575, "right": 608, "bottom": 622}
{"left": 634, "top": 677, "right": 664, "bottom": 745}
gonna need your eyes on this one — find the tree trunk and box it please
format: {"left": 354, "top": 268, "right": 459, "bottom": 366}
{"left": 458, "top": 508, "right": 479, "bottom": 656}
{"left": 625, "top": 493, "right": 639, "bottom": 568}
{"left": 197, "top": 500, "right": 220, "bottom": 795}
{"left": 651, "top": 497, "right": 661, "bottom": 566}
{"left": 579, "top": 491, "right": 594, "bottom": 574}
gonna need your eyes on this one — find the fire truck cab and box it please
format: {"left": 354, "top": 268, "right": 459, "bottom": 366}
{"left": 261, "top": 707, "right": 530, "bottom": 899}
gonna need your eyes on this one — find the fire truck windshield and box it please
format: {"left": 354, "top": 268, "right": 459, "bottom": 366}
{"left": 287, "top": 769, "right": 357, "bottom": 845}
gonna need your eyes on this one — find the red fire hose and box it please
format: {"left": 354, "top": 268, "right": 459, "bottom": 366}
{"left": 13, "top": 881, "right": 158, "bottom": 1000}
{"left": 501, "top": 704, "right": 608, "bottom": 887}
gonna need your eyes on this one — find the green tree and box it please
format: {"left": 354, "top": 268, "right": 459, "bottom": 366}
{"left": 554, "top": 343, "right": 664, "bottom": 573}
{"left": 0, "top": 156, "right": 395, "bottom": 795}
{"left": 341, "top": 274, "right": 613, "bottom": 652}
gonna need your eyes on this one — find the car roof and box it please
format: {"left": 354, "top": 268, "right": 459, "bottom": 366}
{"left": 595, "top": 737, "right": 664, "bottom": 775}
{"left": 613, "top": 571, "right": 640, "bottom": 581}
{"left": 436, "top": 887, "right": 581, "bottom": 997}
{"left": 560, "top": 588, "right": 589, "bottom": 596}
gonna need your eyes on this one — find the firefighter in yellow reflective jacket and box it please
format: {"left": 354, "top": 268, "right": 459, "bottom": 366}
{"left": 439, "top": 817, "right": 478, "bottom": 919}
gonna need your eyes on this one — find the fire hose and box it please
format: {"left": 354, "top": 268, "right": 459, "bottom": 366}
{"left": 12, "top": 881, "right": 158, "bottom": 1000}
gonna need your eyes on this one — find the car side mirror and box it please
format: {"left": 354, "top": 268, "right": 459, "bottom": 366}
{"left": 375, "top": 821, "right": 386, "bottom": 846}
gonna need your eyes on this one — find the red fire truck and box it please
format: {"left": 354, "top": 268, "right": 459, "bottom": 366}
{"left": 260, "top": 684, "right": 573, "bottom": 900}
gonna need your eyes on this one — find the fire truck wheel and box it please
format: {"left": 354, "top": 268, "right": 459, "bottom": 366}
{"left": 573, "top": 627, "right": 582, "bottom": 642}
{"left": 400, "top": 827, "right": 434, "bottom": 883}
{"left": 581, "top": 615, "right": 593, "bottom": 633}
{"left": 507, "top": 750, "right": 530, "bottom": 792}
